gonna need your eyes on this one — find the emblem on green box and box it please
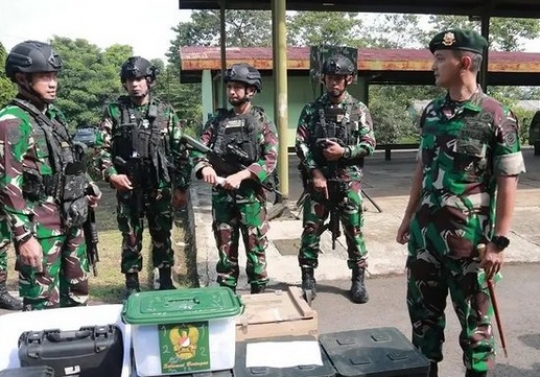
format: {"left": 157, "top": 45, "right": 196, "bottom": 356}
{"left": 159, "top": 322, "right": 210, "bottom": 373}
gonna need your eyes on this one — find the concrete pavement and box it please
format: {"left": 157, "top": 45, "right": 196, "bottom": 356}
{"left": 306, "top": 264, "right": 540, "bottom": 377}
{"left": 192, "top": 147, "right": 540, "bottom": 289}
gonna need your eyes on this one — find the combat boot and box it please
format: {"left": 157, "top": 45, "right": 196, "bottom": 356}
{"left": 250, "top": 284, "right": 266, "bottom": 294}
{"left": 123, "top": 273, "right": 141, "bottom": 299}
{"left": 301, "top": 266, "right": 317, "bottom": 305}
{"left": 465, "top": 370, "right": 487, "bottom": 377}
{"left": 0, "top": 281, "right": 22, "bottom": 311}
{"left": 428, "top": 362, "right": 438, "bottom": 377}
{"left": 158, "top": 267, "right": 176, "bottom": 290}
{"left": 350, "top": 265, "right": 369, "bottom": 304}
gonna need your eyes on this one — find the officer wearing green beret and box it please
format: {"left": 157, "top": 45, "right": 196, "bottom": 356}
{"left": 396, "top": 28, "right": 525, "bottom": 377}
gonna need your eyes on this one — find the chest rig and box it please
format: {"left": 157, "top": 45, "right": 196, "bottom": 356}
{"left": 112, "top": 96, "right": 170, "bottom": 186}
{"left": 310, "top": 103, "right": 363, "bottom": 167}
{"left": 211, "top": 108, "right": 261, "bottom": 176}
{"left": 12, "top": 99, "right": 88, "bottom": 228}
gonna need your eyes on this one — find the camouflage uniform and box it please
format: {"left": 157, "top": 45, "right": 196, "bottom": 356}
{"left": 296, "top": 54, "right": 376, "bottom": 304}
{"left": 193, "top": 105, "right": 278, "bottom": 292}
{"left": 0, "top": 102, "right": 90, "bottom": 310}
{"left": 407, "top": 29, "right": 526, "bottom": 377}
{"left": 0, "top": 41, "right": 94, "bottom": 311}
{"left": 94, "top": 57, "right": 191, "bottom": 294}
{"left": 0, "top": 219, "right": 23, "bottom": 310}
{"left": 192, "top": 64, "right": 277, "bottom": 293}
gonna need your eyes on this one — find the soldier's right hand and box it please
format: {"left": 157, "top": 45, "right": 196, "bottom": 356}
{"left": 396, "top": 219, "right": 411, "bottom": 244}
{"left": 109, "top": 174, "right": 133, "bottom": 192}
{"left": 312, "top": 169, "right": 328, "bottom": 200}
{"left": 201, "top": 166, "right": 218, "bottom": 186}
{"left": 19, "top": 236, "right": 44, "bottom": 273}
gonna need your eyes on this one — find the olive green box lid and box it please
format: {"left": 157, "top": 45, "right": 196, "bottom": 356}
{"left": 122, "top": 286, "right": 243, "bottom": 325}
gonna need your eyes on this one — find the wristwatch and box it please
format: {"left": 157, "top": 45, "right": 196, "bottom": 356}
{"left": 16, "top": 232, "right": 33, "bottom": 246}
{"left": 491, "top": 235, "right": 510, "bottom": 252}
{"left": 342, "top": 146, "right": 352, "bottom": 159}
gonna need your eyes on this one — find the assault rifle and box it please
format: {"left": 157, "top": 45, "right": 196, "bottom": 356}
{"left": 84, "top": 186, "right": 100, "bottom": 277}
{"left": 181, "top": 134, "right": 281, "bottom": 195}
{"left": 297, "top": 138, "right": 382, "bottom": 214}
{"left": 113, "top": 156, "right": 147, "bottom": 219}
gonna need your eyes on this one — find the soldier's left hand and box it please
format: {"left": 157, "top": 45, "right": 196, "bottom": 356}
{"left": 87, "top": 183, "right": 102, "bottom": 208}
{"left": 172, "top": 188, "right": 187, "bottom": 208}
{"left": 223, "top": 173, "right": 243, "bottom": 190}
{"left": 480, "top": 242, "right": 504, "bottom": 281}
{"left": 323, "top": 139, "right": 346, "bottom": 161}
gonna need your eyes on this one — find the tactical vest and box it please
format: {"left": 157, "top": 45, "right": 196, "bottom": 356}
{"left": 12, "top": 99, "right": 88, "bottom": 228}
{"left": 309, "top": 104, "right": 364, "bottom": 168}
{"left": 211, "top": 108, "right": 262, "bottom": 176}
{"left": 112, "top": 96, "right": 171, "bottom": 185}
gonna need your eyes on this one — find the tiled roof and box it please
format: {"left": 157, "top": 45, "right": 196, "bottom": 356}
{"left": 179, "top": 46, "right": 540, "bottom": 73}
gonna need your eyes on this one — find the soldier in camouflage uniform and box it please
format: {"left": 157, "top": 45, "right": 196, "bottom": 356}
{"left": 396, "top": 29, "right": 525, "bottom": 377}
{"left": 0, "top": 223, "right": 23, "bottom": 310}
{"left": 296, "top": 54, "right": 376, "bottom": 304}
{"left": 0, "top": 41, "right": 101, "bottom": 311}
{"left": 94, "top": 56, "right": 192, "bottom": 297}
{"left": 193, "top": 63, "right": 278, "bottom": 294}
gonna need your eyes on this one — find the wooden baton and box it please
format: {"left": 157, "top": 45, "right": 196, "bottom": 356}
{"left": 478, "top": 243, "right": 508, "bottom": 358}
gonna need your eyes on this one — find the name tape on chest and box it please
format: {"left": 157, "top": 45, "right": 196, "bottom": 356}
{"left": 225, "top": 119, "right": 245, "bottom": 129}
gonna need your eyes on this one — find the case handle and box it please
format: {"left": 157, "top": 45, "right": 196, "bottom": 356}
{"left": 46, "top": 329, "right": 92, "bottom": 342}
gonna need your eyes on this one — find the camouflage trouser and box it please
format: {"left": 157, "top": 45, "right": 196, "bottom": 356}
{"left": 17, "top": 226, "right": 89, "bottom": 310}
{"left": 117, "top": 187, "right": 174, "bottom": 274}
{"left": 299, "top": 180, "right": 367, "bottom": 269}
{"left": 0, "top": 224, "right": 10, "bottom": 284}
{"left": 212, "top": 188, "right": 269, "bottom": 288}
{"left": 0, "top": 216, "right": 13, "bottom": 284}
{"left": 407, "top": 218, "right": 495, "bottom": 373}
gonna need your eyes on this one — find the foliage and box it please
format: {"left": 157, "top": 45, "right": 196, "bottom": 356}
{"left": 51, "top": 37, "right": 133, "bottom": 131}
{"left": 0, "top": 41, "right": 16, "bottom": 108}
{"left": 287, "top": 12, "right": 365, "bottom": 47}
{"left": 424, "top": 15, "right": 540, "bottom": 51}
{"left": 370, "top": 98, "right": 419, "bottom": 145}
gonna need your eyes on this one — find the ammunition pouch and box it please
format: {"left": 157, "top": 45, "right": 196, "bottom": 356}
{"left": 22, "top": 170, "right": 47, "bottom": 201}
{"left": 60, "top": 161, "right": 89, "bottom": 228}
{"left": 23, "top": 162, "right": 89, "bottom": 228}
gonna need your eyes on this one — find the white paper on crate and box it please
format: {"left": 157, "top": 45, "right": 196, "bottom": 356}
{"left": 245, "top": 341, "right": 323, "bottom": 368}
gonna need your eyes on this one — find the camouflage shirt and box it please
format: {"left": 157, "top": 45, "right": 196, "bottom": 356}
{"left": 193, "top": 106, "right": 278, "bottom": 184}
{"left": 416, "top": 88, "right": 526, "bottom": 251}
{"left": 94, "top": 95, "right": 192, "bottom": 190}
{"left": 0, "top": 100, "right": 71, "bottom": 241}
{"left": 295, "top": 92, "right": 376, "bottom": 181}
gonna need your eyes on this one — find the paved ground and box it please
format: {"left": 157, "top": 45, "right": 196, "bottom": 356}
{"left": 279, "top": 263, "right": 540, "bottom": 377}
{"left": 191, "top": 147, "right": 540, "bottom": 289}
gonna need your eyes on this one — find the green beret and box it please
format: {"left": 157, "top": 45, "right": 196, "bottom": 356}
{"left": 429, "top": 28, "right": 488, "bottom": 54}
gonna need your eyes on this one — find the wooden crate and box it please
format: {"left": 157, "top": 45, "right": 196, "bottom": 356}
{"left": 235, "top": 286, "right": 318, "bottom": 341}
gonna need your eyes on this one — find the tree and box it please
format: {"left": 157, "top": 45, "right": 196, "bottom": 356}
{"left": 364, "top": 14, "right": 424, "bottom": 48}
{"left": 167, "top": 9, "right": 272, "bottom": 68}
{"left": 0, "top": 41, "right": 16, "bottom": 108}
{"left": 51, "top": 37, "right": 133, "bottom": 130}
{"left": 287, "top": 12, "right": 365, "bottom": 47}
{"left": 153, "top": 65, "right": 203, "bottom": 125}
{"left": 370, "top": 97, "right": 419, "bottom": 144}
{"left": 425, "top": 16, "right": 540, "bottom": 51}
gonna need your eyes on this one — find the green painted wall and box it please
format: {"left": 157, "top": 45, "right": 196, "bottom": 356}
{"left": 208, "top": 71, "right": 368, "bottom": 147}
